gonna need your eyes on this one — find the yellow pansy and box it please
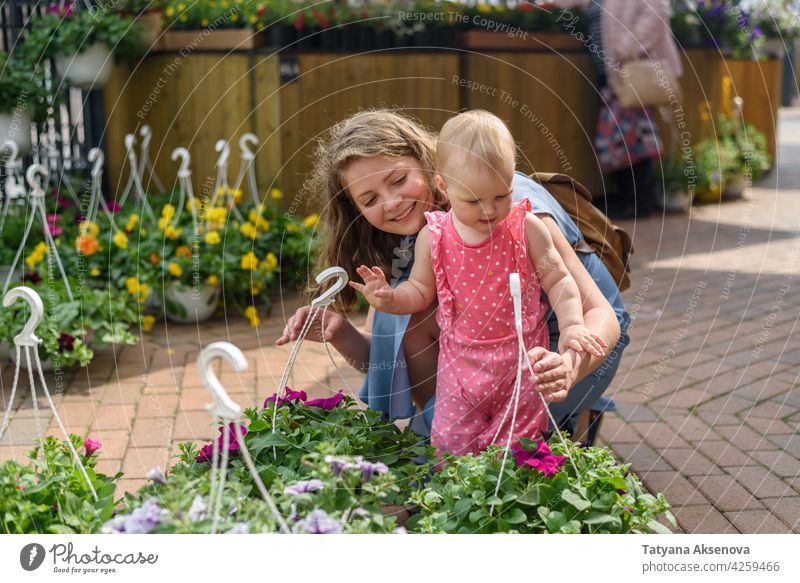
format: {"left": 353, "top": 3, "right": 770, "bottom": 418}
{"left": 201, "top": 18, "right": 209, "bottom": 26}
{"left": 125, "top": 213, "right": 139, "bottom": 232}
{"left": 208, "top": 274, "right": 219, "bottom": 286}
{"left": 79, "top": 221, "right": 100, "bottom": 237}
{"left": 205, "top": 207, "right": 227, "bottom": 223}
{"left": 303, "top": 213, "right": 319, "bottom": 228}
{"left": 165, "top": 225, "right": 182, "bottom": 240}
{"left": 240, "top": 252, "right": 258, "bottom": 270}
{"left": 215, "top": 185, "right": 229, "bottom": 198}
{"left": 186, "top": 198, "right": 198, "bottom": 213}
{"left": 90, "top": 267, "right": 101, "bottom": 277}
{"left": 125, "top": 277, "right": 140, "bottom": 295}
{"left": 180, "top": 15, "right": 188, "bottom": 22}
{"left": 168, "top": 262, "right": 183, "bottom": 277}
{"left": 177, "top": 3, "right": 186, "bottom": 11}
{"left": 285, "top": 223, "right": 299, "bottom": 233}
{"left": 256, "top": 217, "right": 270, "bottom": 231}
{"left": 24, "top": 242, "right": 48, "bottom": 269}
{"left": 142, "top": 315, "right": 156, "bottom": 333}
{"left": 240, "top": 222, "right": 257, "bottom": 240}
{"left": 476, "top": 3, "right": 492, "bottom": 14}
{"left": 176, "top": 245, "right": 192, "bottom": 258}
{"left": 250, "top": 284, "right": 262, "bottom": 295}
{"left": 112, "top": 231, "right": 128, "bottom": 250}
{"left": 248, "top": 209, "right": 260, "bottom": 224}
{"left": 205, "top": 231, "right": 221, "bottom": 245}
{"left": 248, "top": 14, "right": 257, "bottom": 24}
{"left": 231, "top": 188, "right": 243, "bottom": 204}
{"left": 165, "top": 7, "right": 175, "bottom": 17}
{"left": 161, "top": 204, "right": 176, "bottom": 220}
{"left": 263, "top": 252, "right": 278, "bottom": 272}
{"left": 244, "top": 306, "right": 260, "bottom": 328}
{"left": 270, "top": 188, "right": 283, "bottom": 200}
{"left": 230, "top": 14, "right": 239, "bottom": 23}
{"left": 158, "top": 216, "right": 169, "bottom": 232}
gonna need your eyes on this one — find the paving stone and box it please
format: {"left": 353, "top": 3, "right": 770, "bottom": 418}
{"left": 629, "top": 422, "right": 691, "bottom": 449}
{"left": 89, "top": 429, "right": 130, "bottom": 460}
{"left": 765, "top": 434, "right": 800, "bottom": 457}
{"left": 658, "top": 448, "right": 723, "bottom": 476}
{"left": 687, "top": 475, "right": 764, "bottom": 512}
{"left": 743, "top": 416, "right": 797, "bottom": 435}
{"left": 713, "top": 424, "right": 780, "bottom": 451}
{"left": 136, "top": 394, "right": 180, "bottom": 418}
{"left": 613, "top": 401, "right": 659, "bottom": 423}
{"left": 672, "top": 504, "right": 739, "bottom": 534}
{"left": 749, "top": 450, "right": 800, "bottom": 478}
{"left": 130, "top": 417, "right": 174, "bottom": 448}
{"left": 741, "top": 400, "right": 798, "bottom": 420}
{"left": 760, "top": 497, "right": 800, "bottom": 531}
{"left": 692, "top": 440, "right": 757, "bottom": 467}
{"left": 663, "top": 414, "right": 715, "bottom": 441}
{"left": 725, "top": 465, "right": 796, "bottom": 499}
{"left": 172, "top": 411, "right": 215, "bottom": 441}
{"left": 122, "top": 447, "right": 170, "bottom": 479}
{"left": 639, "top": 471, "right": 709, "bottom": 506}
{"left": 723, "top": 509, "right": 792, "bottom": 533}
{"left": 89, "top": 404, "right": 136, "bottom": 432}
{"left": 609, "top": 442, "right": 673, "bottom": 473}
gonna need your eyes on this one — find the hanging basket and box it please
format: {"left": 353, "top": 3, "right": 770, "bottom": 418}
{"left": 54, "top": 43, "right": 114, "bottom": 90}
{"left": 164, "top": 282, "right": 220, "bottom": 323}
{"left": 0, "top": 109, "right": 33, "bottom": 155}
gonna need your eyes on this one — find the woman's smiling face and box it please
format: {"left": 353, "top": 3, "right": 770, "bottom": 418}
{"left": 341, "top": 155, "right": 433, "bottom": 236}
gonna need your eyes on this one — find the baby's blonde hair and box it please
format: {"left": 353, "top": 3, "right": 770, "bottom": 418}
{"left": 436, "top": 110, "right": 517, "bottom": 180}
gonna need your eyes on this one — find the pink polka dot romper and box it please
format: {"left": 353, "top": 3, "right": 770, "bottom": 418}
{"left": 425, "top": 198, "right": 550, "bottom": 456}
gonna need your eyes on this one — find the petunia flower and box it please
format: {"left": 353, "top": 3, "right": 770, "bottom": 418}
{"left": 146, "top": 467, "right": 167, "bottom": 486}
{"left": 324, "top": 455, "right": 352, "bottom": 476}
{"left": 512, "top": 440, "right": 566, "bottom": 477}
{"left": 102, "top": 499, "right": 167, "bottom": 534}
{"left": 304, "top": 391, "right": 345, "bottom": 411}
{"left": 195, "top": 423, "right": 248, "bottom": 463}
{"left": 357, "top": 460, "right": 389, "bottom": 482}
{"left": 284, "top": 479, "right": 325, "bottom": 496}
{"left": 83, "top": 438, "right": 102, "bottom": 457}
{"left": 107, "top": 200, "right": 122, "bottom": 213}
{"left": 57, "top": 333, "right": 75, "bottom": 352}
{"left": 226, "top": 523, "right": 250, "bottom": 534}
{"left": 188, "top": 495, "right": 208, "bottom": 522}
{"left": 292, "top": 509, "right": 342, "bottom": 534}
{"left": 263, "top": 387, "right": 307, "bottom": 408}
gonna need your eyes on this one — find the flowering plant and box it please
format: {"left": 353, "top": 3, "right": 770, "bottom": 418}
{"left": 0, "top": 435, "right": 118, "bottom": 534}
{"left": 408, "top": 438, "right": 673, "bottom": 534}
{"left": 0, "top": 50, "right": 48, "bottom": 122}
{"left": 20, "top": 3, "right": 145, "bottom": 65}
{"left": 162, "top": 0, "right": 255, "bottom": 30}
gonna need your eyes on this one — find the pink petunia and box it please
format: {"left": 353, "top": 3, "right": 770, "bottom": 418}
{"left": 195, "top": 423, "right": 248, "bottom": 463}
{"left": 512, "top": 440, "right": 566, "bottom": 477}
{"left": 107, "top": 200, "right": 122, "bottom": 213}
{"left": 304, "top": 391, "right": 344, "bottom": 411}
{"left": 83, "top": 438, "right": 102, "bottom": 457}
{"left": 263, "top": 387, "right": 307, "bottom": 408}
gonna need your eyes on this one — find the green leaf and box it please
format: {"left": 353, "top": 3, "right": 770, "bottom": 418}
{"left": 47, "top": 524, "right": 76, "bottom": 534}
{"left": 544, "top": 510, "right": 567, "bottom": 533}
{"left": 561, "top": 489, "right": 591, "bottom": 512}
{"left": 583, "top": 512, "right": 621, "bottom": 528}
{"left": 504, "top": 508, "right": 527, "bottom": 524}
{"left": 647, "top": 519, "right": 673, "bottom": 534}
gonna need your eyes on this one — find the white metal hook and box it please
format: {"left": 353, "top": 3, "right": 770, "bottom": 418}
{"left": 88, "top": 148, "right": 104, "bottom": 178}
{"left": 311, "top": 267, "right": 349, "bottom": 308}
{"left": 3, "top": 286, "right": 44, "bottom": 347}
{"left": 171, "top": 147, "right": 192, "bottom": 178}
{"left": 215, "top": 139, "right": 230, "bottom": 169}
{"left": 239, "top": 133, "right": 258, "bottom": 161}
{"left": 25, "top": 164, "right": 48, "bottom": 197}
{"left": 124, "top": 133, "right": 136, "bottom": 156}
{"left": 140, "top": 125, "right": 152, "bottom": 150}
{"left": 197, "top": 342, "right": 246, "bottom": 420}
{"left": 3, "top": 140, "right": 18, "bottom": 167}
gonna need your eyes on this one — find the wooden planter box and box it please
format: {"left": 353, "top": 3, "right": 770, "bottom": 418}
{"left": 160, "top": 28, "right": 266, "bottom": 51}
{"left": 458, "top": 30, "right": 584, "bottom": 51}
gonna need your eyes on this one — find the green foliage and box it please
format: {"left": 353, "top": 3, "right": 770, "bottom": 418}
{"left": 408, "top": 440, "right": 674, "bottom": 534}
{"left": 0, "top": 51, "right": 48, "bottom": 122}
{"left": 0, "top": 435, "right": 119, "bottom": 534}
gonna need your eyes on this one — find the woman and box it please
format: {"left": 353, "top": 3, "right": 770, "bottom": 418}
{"left": 276, "top": 110, "right": 628, "bottom": 445}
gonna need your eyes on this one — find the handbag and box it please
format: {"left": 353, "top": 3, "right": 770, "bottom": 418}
{"left": 609, "top": 58, "right": 679, "bottom": 108}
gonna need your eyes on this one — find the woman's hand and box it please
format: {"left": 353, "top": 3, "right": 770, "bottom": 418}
{"left": 526, "top": 346, "right": 576, "bottom": 403}
{"left": 276, "top": 306, "right": 349, "bottom": 345}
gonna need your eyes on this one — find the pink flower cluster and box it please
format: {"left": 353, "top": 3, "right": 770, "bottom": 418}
{"left": 512, "top": 440, "right": 566, "bottom": 477}
{"left": 263, "top": 388, "right": 345, "bottom": 411}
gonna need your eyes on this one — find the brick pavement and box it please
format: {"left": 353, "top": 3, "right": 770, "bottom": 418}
{"left": 1, "top": 110, "right": 799, "bottom": 534}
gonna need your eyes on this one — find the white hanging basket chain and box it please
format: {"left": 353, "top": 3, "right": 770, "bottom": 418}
{"left": 2, "top": 165, "right": 73, "bottom": 301}
{"left": 137, "top": 126, "right": 165, "bottom": 196}
{"left": 197, "top": 342, "right": 290, "bottom": 534}
{"left": 489, "top": 273, "right": 581, "bottom": 515}
{"left": 0, "top": 286, "right": 97, "bottom": 500}
{"left": 1, "top": 140, "right": 27, "bottom": 234}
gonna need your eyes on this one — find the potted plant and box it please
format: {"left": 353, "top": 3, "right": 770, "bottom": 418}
{"left": 22, "top": 4, "right": 145, "bottom": 90}
{"left": 716, "top": 114, "right": 771, "bottom": 200}
{"left": 110, "top": 0, "right": 165, "bottom": 51}
{"left": 0, "top": 51, "right": 47, "bottom": 153}
{"left": 655, "top": 157, "right": 693, "bottom": 212}
{"left": 160, "top": 0, "right": 266, "bottom": 51}
{"left": 692, "top": 137, "right": 734, "bottom": 205}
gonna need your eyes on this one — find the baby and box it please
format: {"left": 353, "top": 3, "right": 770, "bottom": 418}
{"left": 351, "top": 110, "right": 605, "bottom": 456}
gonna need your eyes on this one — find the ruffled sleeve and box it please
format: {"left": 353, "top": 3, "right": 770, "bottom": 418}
{"left": 424, "top": 210, "right": 455, "bottom": 330}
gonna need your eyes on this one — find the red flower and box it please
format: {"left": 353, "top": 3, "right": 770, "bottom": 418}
{"left": 294, "top": 11, "right": 306, "bottom": 31}
{"left": 257, "top": 5, "right": 267, "bottom": 18}
{"left": 512, "top": 440, "right": 566, "bottom": 477}
{"left": 517, "top": 4, "right": 534, "bottom": 13}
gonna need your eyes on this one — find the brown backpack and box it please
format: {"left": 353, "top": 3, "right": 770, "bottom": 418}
{"left": 531, "top": 172, "right": 633, "bottom": 292}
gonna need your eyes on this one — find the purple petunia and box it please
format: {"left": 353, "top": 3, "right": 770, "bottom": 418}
{"left": 512, "top": 440, "right": 567, "bottom": 477}
{"left": 292, "top": 509, "right": 342, "bottom": 534}
{"left": 283, "top": 479, "right": 325, "bottom": 496}
{"left": 102, "top": 499, "right": 167, "bottom": 534}
{"left": 263, "top": 387, "right": 308, "bottom": 408}
{"left": 195, "top": 423, "right": 248, "bottom": 463}
{"left": 58, "top": 333, "right": 75, "bottom": 352}
{"left": 325, "top": 455, "right": 352, "bottom": 476}
{"left": 357, "top": 460, "right": 389, "bottom": 482}
{"left": 304, "top": 391, "right": 345, "bottom": 411}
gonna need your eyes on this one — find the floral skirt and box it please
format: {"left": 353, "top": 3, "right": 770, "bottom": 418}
{"left": 595, "top": 87, "right": 662, "bottom": 174}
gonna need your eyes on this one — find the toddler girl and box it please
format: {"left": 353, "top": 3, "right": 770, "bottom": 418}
{"left": 351, "top": 110, "right": 606, "bottom": 455}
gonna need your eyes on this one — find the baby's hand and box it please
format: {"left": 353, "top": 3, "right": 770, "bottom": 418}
{"left": 349, "top": 265, "right": 396, "bottom": 311}
{"left": 558, "top": 325, "right": 607, "bottom": 358}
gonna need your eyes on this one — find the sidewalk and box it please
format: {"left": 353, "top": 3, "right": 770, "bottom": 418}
{"left": 2, "top": 110, "right": 799, "bottom": 534}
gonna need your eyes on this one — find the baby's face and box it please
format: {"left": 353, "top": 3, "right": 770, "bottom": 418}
{"left": 438, "top": 162, "right": 514, "bottom": 234}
